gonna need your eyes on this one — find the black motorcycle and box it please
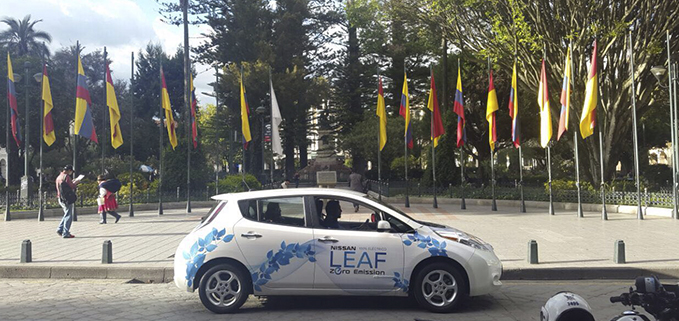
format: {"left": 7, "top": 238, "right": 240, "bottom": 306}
{"left": 609, "top": 276, "right": 679, "bottom": 321}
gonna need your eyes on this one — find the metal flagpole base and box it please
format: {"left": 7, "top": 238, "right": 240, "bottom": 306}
{"left": 433, "top": 193, "right": 438, "bottom": 208}
{"left": 187, "top": 199, "right": 191, "bottom": 213}
{"left": 129, "top": 203, "right": 134, "bottom": 217}
{"left": 405, "top": 181, "right": 410, "bottom": 208}
{"left": 577, "top": 199, "right": 584, "bottom": 218}
{"left": 158, "top": 201, "right": 164, "bottom": 216}
{"left": 38, "top": 200, "right": 44, "bottom": 221}
{"left": 519, "top": 186, "right": 526, "bottom": 213}
{"left": 548, "top": 200, "right": 554, "bottom": 215}
{"left": 491, "top": 198, "right": 497, "bottom": 211}
{"left": 460, "top": 196, "right": 466, "bottom": 210}
{"left": 73, "top": 206, "right": 77, "bottom": 221}
{"left": 637, "top": 205, "right": 643, "bottom": 220}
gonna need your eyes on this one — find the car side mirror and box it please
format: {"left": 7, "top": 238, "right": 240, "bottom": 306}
{"left": 377, "top": 220, "right": 391, "bottom": 232}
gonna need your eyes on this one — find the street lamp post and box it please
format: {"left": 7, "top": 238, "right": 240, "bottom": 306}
{"left": 651, "top": 63, "right": 678, "bottom": 219}
{"left": 32, "top": 71, "right": 43, "bottom": 220}
{"left": 255, "top": 106, "right": 266, "bottom": 183}
{"left": 22, "top": 61, "right": 30, "bottom": 204}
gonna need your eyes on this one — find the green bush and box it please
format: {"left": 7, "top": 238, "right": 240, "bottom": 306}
{"left": 213, "top": 174, "right": 262, "bottom": 193}
{"left": 546, "top": 179, "right": 595, "bottom": 192}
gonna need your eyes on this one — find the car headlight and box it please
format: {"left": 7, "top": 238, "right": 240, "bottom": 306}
{"left": 437, "top": 233, "right": 492, "bottom": 251}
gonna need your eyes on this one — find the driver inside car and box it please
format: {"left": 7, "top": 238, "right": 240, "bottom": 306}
{"left": 321, "top": 200, "right": 341, "bottom": 229}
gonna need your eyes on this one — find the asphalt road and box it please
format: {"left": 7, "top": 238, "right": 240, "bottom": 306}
{"left": 0, "top": 279, "right": 663, "bottom": 321}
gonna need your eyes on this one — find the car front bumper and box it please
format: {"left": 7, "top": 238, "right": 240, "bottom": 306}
{"left": 466, "top": 249, "right": 503, "bottom": 296}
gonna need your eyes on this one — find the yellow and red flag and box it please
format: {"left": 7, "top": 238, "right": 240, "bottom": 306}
{"left": 427, "top": 69, "right": 445, "bottom": 147}
{"left": 580, "top": 40, "right": 598, "bottom": 139}
{"left": 75, "top": 55, "right": 98, "bottom": 143}
{"left": 161, "top": 67, "right": 177, "bottom": 149}
{"left": 486, "top": 70, "right": 499, "bottom": 151}
{"left": 399, "top": 72, "right": 413, "bottom": 149}
{"left": 508, "top": 62, "right": 520, "bottom": 148}
{"left": 557, "top": 45, "right": 572, "bottom": 141}
{"left": 538, "top": 59, "right": 552, "bottom": 148}
{"left": 41, "top": 64, "right": 55, "bottom": 146}
{"left": 7, "top": 54, "right": 22, "bottom": 147}
{"left": 106, "top": 64, "right": 123, "bottom": 149}
{"left": 240, "top": 73, "right": 251, "bottom": 149}
{"left": 376, "top": 75, "right": 387, "bottom": 151}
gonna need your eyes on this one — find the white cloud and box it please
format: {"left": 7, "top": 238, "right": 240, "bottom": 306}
{"left": 2, "top": 0, "right": 216, "bottom": 106}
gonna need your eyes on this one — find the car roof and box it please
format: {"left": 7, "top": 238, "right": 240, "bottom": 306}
{"left": 211, "top": 188, "right": 367, "bottom": 201}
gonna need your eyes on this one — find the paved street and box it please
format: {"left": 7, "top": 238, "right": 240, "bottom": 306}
{"left": 0, "top": 278, "right": 660, "bottom": 320}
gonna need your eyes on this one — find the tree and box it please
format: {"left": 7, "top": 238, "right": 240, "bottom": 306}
{"left": 0, "top": 15, "right": 52, "bottom": 58}
{"left": 412, "top": 0, "right": 679, "bottom": 186}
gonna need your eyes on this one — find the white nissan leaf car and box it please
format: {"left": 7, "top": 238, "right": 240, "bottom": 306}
{"left": 174, "top": 188, "right": 502, "bottom": 313}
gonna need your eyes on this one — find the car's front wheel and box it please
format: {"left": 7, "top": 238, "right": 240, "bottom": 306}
{"left": 198, "top": 263, "right": 250, "bottom": 313}
{"left": 413, "top": 262, "right": 468, "bottom": 313}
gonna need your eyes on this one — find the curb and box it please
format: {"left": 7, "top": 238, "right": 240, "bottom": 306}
{"left": 2, "top": 265, "right": 678, "bottom": 283}
{"left": 0, "top": 265, "right": 173, "bottom": 283}
{"left": 3, "top": 201, "right": 216, "bottom": 220}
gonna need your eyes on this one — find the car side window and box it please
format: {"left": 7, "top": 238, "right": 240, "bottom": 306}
{"left": 313, "top": 197, "right": 388, "bottom": 232}
{"left": 257, "top": 197, "right": 306, "bottom": 228}
{"left": 238, "top": 199, "right": 258, "bottom": 221}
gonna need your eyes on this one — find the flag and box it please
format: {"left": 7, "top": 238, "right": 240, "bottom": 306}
{"left": 190, "top": 75, "right": 198, "bottom": 148}
{"left": 270, "top": 77, "right": 283, "bottom": 155}
{"left": 7, "top": 53, "right": 22, "bottom": 147}
{"left": 453, "top": 64, "right": 466, "bottom": 147}
{"left": 486, "top": 70, "right": 499, "bottom": 151}
{"left": 376, "top": 75, "right": 387, "bottom": 151}
{"left": 580, "top": 40, "right": 598, "bottom": 139}
{"left": 557, "top": 46, "right": 572, "bottom": 141}
{"left": 240, "top": 73, "right": 251, "bottom": 149}
{"left": 106, "top": 64, "right": 123, "bottom": 149}
{"left": 75, "top": 55, "right": 98, "bottom": 143}
{"left": 427, "top": 69, "right": 445, "bottom": 147}
{"left": 399, "top": 72, "right": 413, "bottom": 149}
{"left": 41, "top": 64, "right": 55, "bottom": 146}
{"left": 160, "top": 67, "right": 177, "bottom": 149}
{"left": 538, "top": 59, "right": 552, "bottom": 148}
{"left": 509, "top": 61, "right": 520, "bottom": 148}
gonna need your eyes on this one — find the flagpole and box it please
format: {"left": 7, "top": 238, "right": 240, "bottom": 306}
{"left": 569, "top": 43, "right": 583, "bottom": 218}
{"left": 628, "top": 31, "right": 643, "bottom": 220}
{"left": 377, "top": 71, "right": 382, "bottom": 201}
{"left": 38, "top": 63, "right": 44, "bottom": 221}
{"left": 547, "top": 146, "right": 555, "bottom": 215}
{"left": 488, "top": 57, "right": 497, "bottom": 211}
{"left": 404, "top": 64, "right": 410, "bottom": 208}
{"left": 128, "top": 52, "right": 135, "bottom": 217}
{"left": 102, "top": 47, "right": 107, "bottom": 175}
{"left": 458, "top": 58, "right": 466, "bottom": 210}
{"left": 667, "top": 31, "right": 678, "bottom": 220}
{"left": 158, "top": 62, "right": 164, "bottom": 216}
{"left": 518, "top": 146, "right": 526, "bottom": 212}
{"left": 672, "top": 62, "right": 679, "bottom": 220}
{"left": 72, "top": 42, "right": 79, "bottom": 222}
{"left": 183, "top": 0, "right": 192, "bottom": 213}
{"left": 241, "top": 65, "right": 246, "bottom": 187}
{"left": 269, "top": 67, "right": 274, "bottom": 184}
{"left": 4, "top": 59, "right": 10, "bottom": 221}
{"left": 599, "top": 128, "right": 607, "bottom": 220}
{"left": 431, "top": 65, "right": 438, "bottom": 209}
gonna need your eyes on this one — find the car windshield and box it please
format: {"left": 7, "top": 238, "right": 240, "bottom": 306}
{"left": 364, "top": 195, "right": 417, "bottom": 222}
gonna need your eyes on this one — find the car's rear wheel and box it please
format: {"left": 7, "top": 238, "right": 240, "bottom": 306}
{"left": 413, "top": 262, "right": 468, "bottom": 313}
{"left": 198, "top": 263, "right": 250, "bottom": 313}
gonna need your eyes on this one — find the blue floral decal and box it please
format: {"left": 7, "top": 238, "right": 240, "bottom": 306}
{"left": 251, "top": 241, "right": 316, "bottom": 292}
{"left": 403, "top": 232, "right": 448, "bottom": 257}
{"left": 392, "top": 272, "right": 409, "bottom": 292}
{"left": 183, "top": 227, "right": 235, "bottom": 288}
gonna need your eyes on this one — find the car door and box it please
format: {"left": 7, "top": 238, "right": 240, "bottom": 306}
{"left": 311, "top": 196, "right": 405, "bottom": 292}
{"left": 233, "top": 196, "right": 315, "bottom": 290}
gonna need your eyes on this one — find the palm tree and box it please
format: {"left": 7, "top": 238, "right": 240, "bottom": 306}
{"left": 0, "top": 15, "right": 52, "bottom": 57}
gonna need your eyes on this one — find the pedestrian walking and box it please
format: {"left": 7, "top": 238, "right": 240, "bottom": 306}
{"left": 348, "top": 169, "right": 365, "bottom": 212}
{"left": 281, "top": 179, "right": 291, "bottom": 189}
{"left": 55, "top": 165, "right": 80, "bottom": 238}
{"left": 293, "top": 172, "right": 300, "bottom": 188}
{"left": 97, "top": 174, "right": 122, "bottom": 224}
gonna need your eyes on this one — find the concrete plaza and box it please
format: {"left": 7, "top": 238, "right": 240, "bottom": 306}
{"left": 0, "top": 199, "right": 677, "bottom": 281}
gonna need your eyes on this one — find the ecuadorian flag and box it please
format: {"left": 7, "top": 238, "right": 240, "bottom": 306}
{"left": 75, "top": 55, "right": 98, "bottom": 143}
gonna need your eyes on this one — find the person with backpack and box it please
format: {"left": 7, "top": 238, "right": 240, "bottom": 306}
{"left": 97, "top": 173, "right": 122, "bottom": 224}
{"left": 56, "top": 165, "right": 79, "bottom": 238}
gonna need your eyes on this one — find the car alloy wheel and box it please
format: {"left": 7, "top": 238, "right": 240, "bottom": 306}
{"left": 413, "top": 262, "right": 468, "bottom": 313}
{"left": 199, "top": 263, "right": 250, "bottom": 313}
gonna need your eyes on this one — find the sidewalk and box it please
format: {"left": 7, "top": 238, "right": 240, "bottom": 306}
{"left": 1, "top": 200, "right": 678, "bottom": 282}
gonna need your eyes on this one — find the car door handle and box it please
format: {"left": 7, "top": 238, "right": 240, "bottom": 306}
{"left": 317, "top": 236, "right": 339, "bottom": 243}
{"left": 241, "top": 232, "right": 262, "bottom": 238}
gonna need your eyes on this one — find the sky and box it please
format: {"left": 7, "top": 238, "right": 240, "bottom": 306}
{"left": 3, "top": 0, "right": 216, "bottom": 106}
